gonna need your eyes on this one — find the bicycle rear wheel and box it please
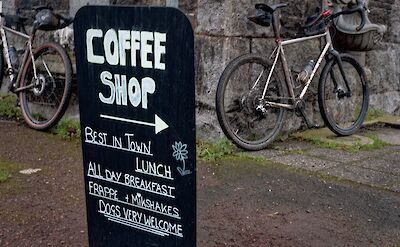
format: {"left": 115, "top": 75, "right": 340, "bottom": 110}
{"left": 216, "top": 54, "right": 288, "bottom": 151}
{"left": 318, "top": 54, "right": 369, "bottom": 136}
{"left": 19, "top": 42, "right": 72, "bottom": 130}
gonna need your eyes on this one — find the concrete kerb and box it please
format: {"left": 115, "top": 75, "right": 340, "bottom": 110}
{"left": 292, "top": 115, "right": 400, "bottom": 148}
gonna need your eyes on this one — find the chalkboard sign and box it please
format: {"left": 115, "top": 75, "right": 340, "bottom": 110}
{"left": 74, "top": 6, "right": 195, "bottom": 247}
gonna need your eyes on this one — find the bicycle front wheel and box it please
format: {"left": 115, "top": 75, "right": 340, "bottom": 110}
{"left": 216, "top": 54, "right": 288, "bottom": 151}
{"left": 19, "top": 42, "right": 72, "bottom": 130}
{"left": 318, "top": 54, "right": 369, "bottom": 136}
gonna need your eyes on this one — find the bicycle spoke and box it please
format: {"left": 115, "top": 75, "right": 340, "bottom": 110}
{"left": 319, "top": 56, "right": 368, "bottom": 135}
{"left": 19, "top": 43, "right": 72, "bottom": 130}
{"left": 216, "top": 54, "right": 288, "bottom": 150}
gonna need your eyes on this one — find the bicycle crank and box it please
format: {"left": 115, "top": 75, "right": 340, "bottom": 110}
{"left": 295, "top": 100, "right": 319, "bottom": 129}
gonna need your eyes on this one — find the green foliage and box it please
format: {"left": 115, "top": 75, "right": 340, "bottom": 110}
{"left": 197, "top": 139, "right": 237, "bottom": 161}
{"left": 359, "top": 135, "right": 389, "bottom": 151}
{"left": 365, "top": 108, "right": 387, "bottom": 121}
{"left": 304, "top": 135, "right": 388, "bottom": 153}
{"left": 51, "top": 118, "right": 81, "bottom": 140}
{"left": 0, "top": 169, "right": 10, "bottom": 183}
{"left": 0, "top": 94, "right": 22, "bottom": 120}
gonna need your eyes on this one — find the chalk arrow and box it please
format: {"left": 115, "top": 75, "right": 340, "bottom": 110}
{"left": 154, "top": 115, "right": 169, "bottom": 134}
{"left": 100, "top": 114, "right": 169, "bottom": 134}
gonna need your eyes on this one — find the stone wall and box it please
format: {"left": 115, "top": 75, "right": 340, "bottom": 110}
{"left": 193, "top": 0, "right": 400, "bottom": 138}
{"left": 1, "top": 0, "right": 398, "bottom": 139}
{"left": 364, "top": 0, "right": 400, "bottom": 116}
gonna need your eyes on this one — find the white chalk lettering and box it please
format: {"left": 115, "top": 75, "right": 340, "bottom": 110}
{"left": 128, "top": 192, "right": 180, "bottom": 218}
{"left": 86, "top": 28, "right": 166, "bottom": 70}
{"left": 98, "top": 199, "right": 121, "bottom": 217}
{"left": 99, "top": 205, "right": 183, "bottom": 237}
{"left": 124, "top": 174, "right": 175, "bottom": 198}
{"left": 125, "top": 134, "right": 152, "bottom": 154}
{"left": 105, "top": 169, "right": 122, "bottom": 182}
{"left": 85, "top": 126, "right": 108, "bottom": 145}
{"left": 84, "top": 127, "right": 153, "bottom": 156}
{"left": 135, "top": 157, "right": 173, "bottom": 180}
{"left": 86, "top": 29, "right": 104, "bottom": 64}
{"left": 87, "top": 162, "right": 103, "bottom": 178}
{"left": 89, "top": 181, "right": 118, "bottom": 199}
{"left": 98, "top": 73, "right": 155, "bottom": 109}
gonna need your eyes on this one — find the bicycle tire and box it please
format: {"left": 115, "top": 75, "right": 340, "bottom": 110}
{"left": 318, "top": 54, "right": 369, "bottom": 136}
{"left": 216, "top": 53, "right": 288, "bottom": 151}
{"left": 19, "top": 42, "right": 72, "bottom": 130}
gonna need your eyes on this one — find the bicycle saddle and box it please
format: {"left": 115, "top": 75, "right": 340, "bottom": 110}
{"left": 255, "top": 3, "right": 288, "bottom": 13}
{"left": 33, "top": 5, "right": 53, "bottom": 12}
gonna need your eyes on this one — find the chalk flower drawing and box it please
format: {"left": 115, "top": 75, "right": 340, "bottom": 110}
{"left": 172, "top": 141, "right": 191, "bottom": 176}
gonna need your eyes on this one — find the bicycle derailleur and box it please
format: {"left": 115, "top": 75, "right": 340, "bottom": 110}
{"left": 241, "top": 89, "right": 268, "bottom": 118}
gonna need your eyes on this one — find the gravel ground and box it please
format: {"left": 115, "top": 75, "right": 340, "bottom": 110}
{"left": 0, "top": 121, "right": 399, "bottom": 247}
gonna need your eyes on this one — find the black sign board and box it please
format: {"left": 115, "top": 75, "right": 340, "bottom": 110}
{"left": 74, "top": 6, "right": 195, "bottom": 247}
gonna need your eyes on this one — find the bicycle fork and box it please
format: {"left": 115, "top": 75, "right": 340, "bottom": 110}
{"left": 328, "top": 49, "right": 353, "bottom": 98}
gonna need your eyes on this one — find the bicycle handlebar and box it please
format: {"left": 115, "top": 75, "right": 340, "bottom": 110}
{"left": 330, "top": 0, "right": 367, "bottom": 31}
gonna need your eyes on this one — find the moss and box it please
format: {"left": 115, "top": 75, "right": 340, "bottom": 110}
{"left": 0, "top": 94, "right": 22, "bottom": 120}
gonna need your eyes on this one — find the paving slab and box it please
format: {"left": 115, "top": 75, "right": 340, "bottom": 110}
{"left": 293, "top": 128, "right": 375, "bottom": 147}
{"left": 364, "top": 115, "right": 400, "bottom": 128}
{"left": 384, "top": 145, "right": 400, "bottom": 152}
{"left": 353, "top": 158, "right": 400, "bottom": 176}
{"left": 269, "top": 154, "right": 341, "bottom": 172}
{"left": 382, "top": 153, "right": 400, "bottom": 163}
{"left": 247, "top": 141, "right": 315, "bottom": 160}
{"left": 305, "top": 148, "right": 373, "bottom": 163}
{"left": 324, "top": 165, "right": 399, "bottom": 191}
{"left": 375, "top": 128, "right": 400, "bottom": 145}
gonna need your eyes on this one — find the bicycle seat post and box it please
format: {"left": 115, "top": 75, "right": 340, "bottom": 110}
{"left": 272, "top": 12, "right": 281, "bottom": 40}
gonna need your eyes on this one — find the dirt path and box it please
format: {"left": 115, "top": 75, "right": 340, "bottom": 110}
{"left": 0, "top": 121, "right": 399, "bottom": 247}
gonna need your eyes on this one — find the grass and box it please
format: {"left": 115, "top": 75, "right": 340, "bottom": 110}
{"left": 302, "top": 133, "right": 389, "bottom": 153}
{"left": 0, "top": 169, "right": 10, "bottom": 182}
{"left": 0, "top": 159, "right": 26, "bottom": 184}
{"left": 365, "top": 108, "right": 387, "bottom": 122}
{"left": 359, "top": 135, "right": 389, "bottom": 151}
{"left": 51, "top": 118, "right": 81, "bottom": 140}
{"left": 197, "top": 138, "right": 238, "bottom": 161}
{"left": 0, "top": 94, "right": 81, "bottom": 141}
{"left": 0, "top": 94, "right": 22, "bottom": 120}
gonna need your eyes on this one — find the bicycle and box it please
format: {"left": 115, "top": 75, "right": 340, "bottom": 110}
{"left": 216, "top": 0, "right": 370, "bottom": 151}
{"left": 0, "top": 5, "right": 74, "bottom": 130}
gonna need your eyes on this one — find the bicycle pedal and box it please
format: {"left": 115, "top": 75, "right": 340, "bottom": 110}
{"left": 309, "top": 124, "right": 320, "bottom": 129}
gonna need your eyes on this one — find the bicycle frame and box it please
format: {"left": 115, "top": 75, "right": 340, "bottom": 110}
{"left": 0, "top": 17, "right": 37, "bottom": 93}
{"left": 254, "top": 29, "right": 334, "bottom": 110}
